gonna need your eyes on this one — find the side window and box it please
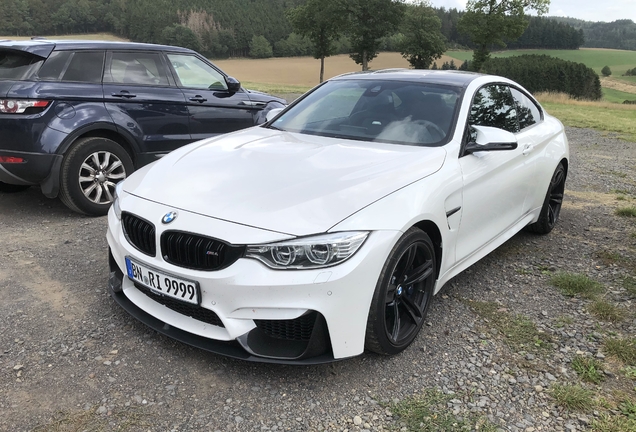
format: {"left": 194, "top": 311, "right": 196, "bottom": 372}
{"left": 468, "top": 85, "right": 519, "bottom": 136}
{"left": 36, "top": 51, "right": 72, "bottom": 81}
{"left": 167, "top": 53, "right": 227, "bottom": 90}
{"left": 510, "top": 87, "right": 542, "bottom": 130}
{"left": 61, "top": 51, "right": 105, "bottom": 83}
{"left": 106, "top": 52, "right": 169, "bottom": 86}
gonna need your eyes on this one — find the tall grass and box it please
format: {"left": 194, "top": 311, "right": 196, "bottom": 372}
{"left": 536, "top": 93, "right": 636, "bottom": 142}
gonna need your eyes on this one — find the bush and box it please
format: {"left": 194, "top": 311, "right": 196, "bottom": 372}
{"left": 601, "top": 65, "right": 612, "bottom": 76}
{"left": 624, "top": 67, "right": 636, "bottom": 76}
{"left": 249, "top": 35, "right": 273, "bottom": 58}
{"left": 482, "top": 54, "right": 602, "bottom": 100}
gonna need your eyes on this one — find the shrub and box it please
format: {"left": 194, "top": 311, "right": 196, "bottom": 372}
{"left": 482, "top": 54, "right": 602, "bottom": 100}
{"left": 249, "top": 35, "right": 273, "bottom": 59}
{"left": 601, "top": 65, "right": 612, "bottom": 76}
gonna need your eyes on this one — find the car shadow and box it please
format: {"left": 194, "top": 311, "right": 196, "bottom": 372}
{"left": 0, "top": 187, "right": 89, "bottom": 219}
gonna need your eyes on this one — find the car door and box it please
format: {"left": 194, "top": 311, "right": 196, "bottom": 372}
{"left": 509, "top": 87, "right": 554, "bottom": 214}
{"left": 102, "top": 51, "right": 191, "bottom": 159}
{"left": 165, "top": 52, "right": 258, "bottom": 141}
{"left": 455, "top": 84, "right": 535, "bottom": 262}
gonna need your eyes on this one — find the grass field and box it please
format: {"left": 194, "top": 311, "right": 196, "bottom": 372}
{"left": 536, "top": 92, "right": 636, "bottom": 142}
{"left": 603, "top": 88, "right": 636, "bottom": 103}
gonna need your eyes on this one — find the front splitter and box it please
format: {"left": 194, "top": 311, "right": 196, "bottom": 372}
{"left": 109, "top": 288, "right": 341, "bottom": 365}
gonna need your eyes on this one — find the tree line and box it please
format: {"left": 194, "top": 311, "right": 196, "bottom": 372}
{"left": 552, "top": 17, "right": 636, "bottom": 51}
{"left": 1, "top": 0, "right": 587, "bottom": 59}
{"left": 482, "top": 54, "right": 602, "bottom": 100}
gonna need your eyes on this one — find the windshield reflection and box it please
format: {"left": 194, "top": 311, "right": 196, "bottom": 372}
{"left": 269, "top": 79, "right": 461, "bottom": 147}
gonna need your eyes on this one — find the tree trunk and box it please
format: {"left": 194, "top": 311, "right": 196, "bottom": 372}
{"left": 362, "top": 50, "right": 368, "bottom": 71}
{"left": 320, "top": 56, "right": 325, "bottom": 83}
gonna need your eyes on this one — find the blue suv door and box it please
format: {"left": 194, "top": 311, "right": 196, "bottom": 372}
{"left": 165, "top": 53, "right": 258, "bottom": 141}
{"left": 102, "top": 51, "right": 191, "bottom": 164}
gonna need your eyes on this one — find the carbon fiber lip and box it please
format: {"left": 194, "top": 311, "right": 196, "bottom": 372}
{"left": 108, "top": 287, "right": 340, "bottom": 365}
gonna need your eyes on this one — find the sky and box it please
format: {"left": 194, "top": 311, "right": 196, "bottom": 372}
{"left": 426, "top": 0, "right": 636, "bottom": 23}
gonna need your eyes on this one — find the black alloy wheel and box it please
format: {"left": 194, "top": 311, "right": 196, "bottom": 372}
{"left": 366, "top": 228, "right": 436, "bottom": 355}
{"left": 526, "top": 163, "right": 566, "bottom": 234}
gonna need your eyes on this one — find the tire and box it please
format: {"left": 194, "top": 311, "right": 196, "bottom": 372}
{"left": 365, "top": 227, "right": 437, "bottom": 355}
{"left": 525, "top": 163, "right": 566, "bottom": 235}
{"left": 59, "top": 137, "right": 134, "bottom": 216}
{"left": 0, "top": 182, "right": 30, "bottom": 193}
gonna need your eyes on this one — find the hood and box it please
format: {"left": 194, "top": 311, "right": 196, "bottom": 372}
{"left": 245, "top": 89, "right": 287, "bottom": 105}
{"left": 123, "top": 127, "right": 446, "bottom": 236}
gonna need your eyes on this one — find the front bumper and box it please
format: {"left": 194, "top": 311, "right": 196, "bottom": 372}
{"left": 106, "top": 197, "right": 401, "bottom": 363}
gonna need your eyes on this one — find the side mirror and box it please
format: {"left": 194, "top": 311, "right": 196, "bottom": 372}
{"left": 464, "top": 125, "right": 518, "bottom": 155}
{"left": 226, "top": 76, "right": 241, "bottom": 93}
{"left": 265, "top": 107, "right": 284, "bottom": 123}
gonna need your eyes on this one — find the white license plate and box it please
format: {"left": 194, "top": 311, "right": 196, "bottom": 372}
{"left": 125, "top": 257, "right": 200, "bottom": 305}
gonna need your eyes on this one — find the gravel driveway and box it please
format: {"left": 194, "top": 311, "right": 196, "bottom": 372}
{"left": 1, "top": 127, "right": 635, "bottom": 432}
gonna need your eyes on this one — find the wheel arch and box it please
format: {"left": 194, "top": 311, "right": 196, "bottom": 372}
{"left": 412, "top": 219, "right": 443, "bottom": 280}
{"left": 560, "top": 157, "right": 569, "bottom": 176}
{"left": 57, "top": 123, "right": 139, "bottom": 165}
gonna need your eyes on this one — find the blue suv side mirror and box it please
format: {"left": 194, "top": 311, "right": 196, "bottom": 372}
{"left": 226, "top": 76, "right": 241, "bottom": 93}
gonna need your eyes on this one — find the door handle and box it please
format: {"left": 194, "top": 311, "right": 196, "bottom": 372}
{"left": 111, "top": 91, "right": 136, "bottom": 99}
{"left": 189, "top": 96, "right": 207, "bottom": 103}
{"left": 522, "top": 144, "right": 534, "bottom": 155}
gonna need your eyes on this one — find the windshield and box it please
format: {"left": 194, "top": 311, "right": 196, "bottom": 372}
{"left": 0, "top": 50, "right": 44, "bottom": 80}
{"left": 269, "top": 79, "right": 461, "bottom": 146}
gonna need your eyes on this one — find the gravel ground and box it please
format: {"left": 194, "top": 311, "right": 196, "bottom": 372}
{"left": 0, "top": 126, "right": 635, "bottom": 432}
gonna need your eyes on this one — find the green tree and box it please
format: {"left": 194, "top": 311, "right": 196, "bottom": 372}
{"left": 0, "top": 0, "right": 32, "bottom": 35}
{"left": 160, "top": 24, "right": 202, "bottom": 52}
{"left": 286, "top": 0, "right": 347, "bottom": 82}
{"left": 345, "top": 0, "right": 406, "bottom": 71}
{"left": 458, "top": 0, "right": 550, "bottom": 71}
{"left": 249, "top": 35, "right": 273, "bottom": 58}
{"left": 601, "top": 65, "right": 611, "bottom": 76}
{"left": 399, "top": 2, "right": 446, "bottom": 69}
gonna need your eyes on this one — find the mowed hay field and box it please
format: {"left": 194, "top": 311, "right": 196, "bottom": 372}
{"left": 215, "top": 52, "right": 459, "bottom": 90}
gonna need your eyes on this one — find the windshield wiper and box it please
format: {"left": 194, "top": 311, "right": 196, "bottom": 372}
{"left": 266, "top": 124, "right": 285, "bottom": 131}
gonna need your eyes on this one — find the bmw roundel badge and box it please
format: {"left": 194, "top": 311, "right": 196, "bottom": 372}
{"left": 162, "top": 211, "right": 178, "bottom": 224}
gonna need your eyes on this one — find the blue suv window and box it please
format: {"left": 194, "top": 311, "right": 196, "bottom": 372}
{"left": 62, "top": 51, "right": 104, "bottom": 83}
{"left": 106, "top": 52, "right": 169, "bottom": 86}
{"left": 0, "top": 50, "right": 44, "bottom": 80}
{"left": 37, "top": 51, "right": 72, "bottom": 81}
{"left": 37, "top": 51, "right": 105, "bottom": 83}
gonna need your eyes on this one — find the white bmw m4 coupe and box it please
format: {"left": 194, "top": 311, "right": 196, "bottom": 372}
{"left": 107, "top": 70, "right": 568, "bottom": 364}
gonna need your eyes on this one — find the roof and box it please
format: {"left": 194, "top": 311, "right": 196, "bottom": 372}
{"left": 331, "top": 69, "right": 483, "bottom": 88}
{"left": 0, "top": 39, "right": 195, "bottom": 58}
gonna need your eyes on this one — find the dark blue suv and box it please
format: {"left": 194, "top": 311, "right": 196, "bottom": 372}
{"left": 0, "top": 40, "right": 286, "bottom": 215}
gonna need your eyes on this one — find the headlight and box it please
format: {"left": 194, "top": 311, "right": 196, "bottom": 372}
{"left": 112, "top": 182, "right": 123, "bottom": 220}
{"left": 245, "top": 231, "right": 369, "bottom": 270}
